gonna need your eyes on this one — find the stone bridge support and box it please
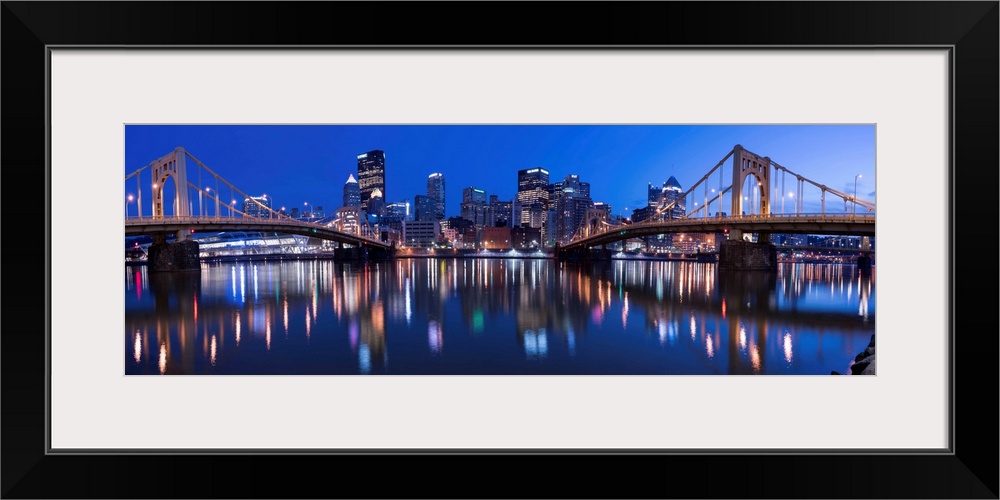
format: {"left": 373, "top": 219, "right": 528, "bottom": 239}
{"left": 147, "top": 233, "right": 200, "bottom": 272}
{"left": 718, "top": 240, "right": 777, "bottom": 272}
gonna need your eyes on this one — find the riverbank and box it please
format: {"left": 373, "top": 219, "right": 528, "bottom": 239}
{"left": 833, "top": 334, "right": 876, "bottom": 375}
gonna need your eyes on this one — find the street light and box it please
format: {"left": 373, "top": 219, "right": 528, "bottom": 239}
{"left": 303, "top": 201, "right": 310, "bottom": 220}
{"left": 853, "top": 174, "right": 862, "bottom": 216}
{"left": 231, "top": 199, "right": 236, "bottom": 218}
{"left": 126, "top": 194, "right": 134, "bottom": 218}
{"left": 202, "top": 186, "right": 211, "bottom": 217}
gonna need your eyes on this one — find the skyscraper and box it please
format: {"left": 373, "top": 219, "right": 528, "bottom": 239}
{"left": 648, "top": 182, "right": 661, "bottom": 207}
{"left": 427, "top": 173, "right": 446, "bottom": 221}
{"left": 357, "top": 150, "right": 385, "bottom": 212}
{"left": 489, "top": 195, "right": 514, "bottom": 228}
{"left": 415, "top": 194, "right": 436, "bottom": 222}
{"left": 648, "top": 176, "right": 685, "bottom": 220}
{"left": 462, "top": 186, "right": 487, "bottom": 204}
{"left": 555, "top": 175, "right": 594, "bottom": 244}
{"left": 343, "top": 173, "right": 360, "bottom": 208}
{"left": 517, "top": 168, "right": 549, "bottom": 227}
{"left": 386, "top": 200, "right": 410, "bottom": 221}
{"left": 243, "top": 194, "right": 272, "bottom": 219}
{"left": 367, "top": 187, "right": 385, "bottom": 218}
{"left": 461, "top": 186, "right": 489, "bottom": 227}
{"left": 662, "top": 176, "right": 685, "bottom": 220}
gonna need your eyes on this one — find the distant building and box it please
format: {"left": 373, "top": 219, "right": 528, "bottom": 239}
{"left": 334, "top": 206, "right": 362, "bottom": 235}
{"left": 243, "top": 195, "right": 272, "bottom": 219}
{"left": 647, "top": 176, "right": 686, "bottom": 220}
{"left": 459, "top": 186, "right": 490, "bottom": 228}
{"left": 427, "top": 172, "right": 446, "bottom": 221}
{"left": 386, "top": 199, "right": 410, "bottom": 221}
{"left": 357, "top": 150, "right": 385, "bottom": 212}
{"left": 662, "top": 176, "right": 685, "bottom": 220}
{"left": 593, "top": 202, "right": 611, "bottom": 218}
{"left": 367, "top": 187, "right": 385, "bottom": 220}
{"left": 631, "top": 206, "right": 658, "bottom": 223}
{"left": 460, "top": 202, "right": 490, "bottom": 227}
{"left": 517, "top": 168, "right": 549, "bottom": 227}
{"left": 441, "top": 228, "right": 460, "bottom": 247}
{"left": 512, "top": 227, "right": 542, "bottom": 249}
{"left": 415, "top": 194, "right": 436, "bottom": 222}
{"left": 545, "top": 207, "right": 558, "bottom": 247}
{"left": 554, "top": 174, "right": 593, "bottom": 244}
{"left": 443, "top": 217, "right": 473, "bottom": 234}
{"left": 403, "top": 220, "right": 440, "bottom": 247}
{"left": 379, "top": 202, "right": 407, "bottom": 241}
{"left": 647, "top": 182, "right": 661, "bottom": 207}
{"left": 343, "top": 173, "right": 361, "bottom": 208}
{"left": 527, "top": 203, "right": 545, "bottom": 230}
{"left": 463, "top": 186, "right": 487, "bottom": 204}
{"left": 489, "top": 195, "right": 514, "bottom": 228}
{"left": 482, "top": 226, "right": 512, "bottom": 250}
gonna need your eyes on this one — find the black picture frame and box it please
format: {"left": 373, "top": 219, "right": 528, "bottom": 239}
{"left": 2, "top": 2, "right": 997, "bottom": 498}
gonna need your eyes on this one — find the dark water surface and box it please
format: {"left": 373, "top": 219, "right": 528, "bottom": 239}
{"left": 124, "top": 258, "right": 875, "bottom": 375}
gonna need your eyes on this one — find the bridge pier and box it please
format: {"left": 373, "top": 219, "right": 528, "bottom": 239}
{"left": 695, "top": 250, "right": 717, "bottom": 263}
{"left": 333, "top": 243, "right": 395, "bottom": 261}
{"left": 718, "top": 240, "right": 777, "bottom": 272}
{"left": 554, "top": 244, "right": 609, "bottom": 263}
{"left": 147, "top": 233, "right": 200, "bottom": 272}
{"left": 856, "top": 254, "right": 873, "bottom": 277}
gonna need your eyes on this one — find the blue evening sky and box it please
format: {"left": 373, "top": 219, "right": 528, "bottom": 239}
{"left": 125, "top": 125, "right": 875, "bottom": 218}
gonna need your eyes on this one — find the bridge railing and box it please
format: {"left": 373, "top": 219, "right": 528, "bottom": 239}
{"left": 575, "top": 213, "right": 876, "bottom": 243}
{"left": 125, "top": 214, "right": 326, "bottom": 224}
{"left": 124, "top": 215, "right": 386, "bottom": 244}
{"left": 591, "top": 212, "right": 875, "bottom": 230}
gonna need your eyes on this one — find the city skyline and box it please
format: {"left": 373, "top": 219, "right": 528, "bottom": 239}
{"left": 124, "top": 125, "right": 876, "bottom": 220}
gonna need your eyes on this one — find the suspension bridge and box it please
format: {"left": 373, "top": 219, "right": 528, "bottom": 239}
{"left": 126, "top": 144, "right": 874, "bottom": 272}
{"left": 125, "top": 147, "right": 392, "bottom": 270}
{"left": 557, "top": 144, "right": 875, "bottom": 270}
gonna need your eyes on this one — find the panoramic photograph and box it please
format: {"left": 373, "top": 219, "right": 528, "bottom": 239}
{"left": 124, "top": 124, "right": 876, "bottom": 375}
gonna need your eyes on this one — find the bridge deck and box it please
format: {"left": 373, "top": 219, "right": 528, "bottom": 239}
{"left": 562, "top": 214, "right": 874, "bottom": 252}
{"left": 124, "top": 216, "right": 391, "bottom": 249}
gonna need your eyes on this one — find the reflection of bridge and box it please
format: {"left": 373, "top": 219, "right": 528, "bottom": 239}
{"left": 125, "top": 147, "right": 391, "bottom": 270}
{"left": 558, "top": 145, "right": 875, "bottom": 269}
{"left": 574, "top": 261, "right": 874, "bottom": 333}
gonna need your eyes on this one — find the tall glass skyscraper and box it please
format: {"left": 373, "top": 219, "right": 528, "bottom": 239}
{"left": 427, "top": 172, "right": 446, "bottom": 221}
{"left": 662, "top": 176, "right": 685, "bottom": 220}
{"left": 415, "top": 194, "right": 436, "bottom": 222}
{"left": 555, "top": 174, "right": 594, "bottom": 244}
{"left": 648, "top": 176, "right": 685, "bottom": 219}
{"left": 343, "top": 173, "right": 360, "bottom": 208}
{"left": 357, "top": 150, "right": 385, "bottom": 212}
{"left": 516, "top": 167, "right": 549, "bottom": 227}
{"left": 460, "top": 186, "right": 489, "bottom": 227}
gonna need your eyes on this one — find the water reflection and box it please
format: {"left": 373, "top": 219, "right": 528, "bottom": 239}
{"left": 125, "top": 259, "right": 875, "bottom": 375}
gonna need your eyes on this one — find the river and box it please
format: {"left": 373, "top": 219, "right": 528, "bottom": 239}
{"left": 124, "top": 258, "right": 875, "bottom": 375}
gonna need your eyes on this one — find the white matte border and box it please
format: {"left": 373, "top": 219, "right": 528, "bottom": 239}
{"left": 50, "top": 50, "right": 948, "bottom": 450}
